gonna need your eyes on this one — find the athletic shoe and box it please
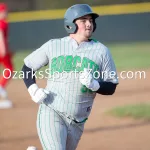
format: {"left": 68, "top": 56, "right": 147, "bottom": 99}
{"left": 0, "top": 99, "right": 13, "bottom": 109}
{"left": 0, "top": 86, "right": 7, "bottom": 99}
{"left": 27, "top": 146, "right": 37, "bottom": 150}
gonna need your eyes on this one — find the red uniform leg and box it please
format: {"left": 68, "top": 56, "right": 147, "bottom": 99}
{"left": 0, "top": 54, "right": 13, "bottom": 87}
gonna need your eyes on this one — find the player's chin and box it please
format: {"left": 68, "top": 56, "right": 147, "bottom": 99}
{"left": 85, "top": 32, "right": 92, "bottom": 38}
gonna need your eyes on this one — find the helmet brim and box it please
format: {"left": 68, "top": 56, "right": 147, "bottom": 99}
{"left": 89, "top": 13, "right": 99, "bottom": 19}
{"left": 76, "top": 12, "right": 99, "bottom": 20}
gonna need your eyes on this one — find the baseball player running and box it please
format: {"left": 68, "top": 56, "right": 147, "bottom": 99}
{"left": 22, "top": 4, "right": 118, "bottom": 150}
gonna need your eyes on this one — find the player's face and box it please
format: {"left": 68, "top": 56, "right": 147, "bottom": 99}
{"left": 75, "top": 15, "right": 94, "bottom": 38}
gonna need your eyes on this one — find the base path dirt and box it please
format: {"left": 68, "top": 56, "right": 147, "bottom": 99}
{"left": 0, "top": 70, "right": 150, "bottom": 150}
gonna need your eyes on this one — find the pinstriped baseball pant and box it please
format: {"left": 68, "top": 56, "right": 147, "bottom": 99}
{"left": 37, "top": 104, "right": 85, "bottom": 150}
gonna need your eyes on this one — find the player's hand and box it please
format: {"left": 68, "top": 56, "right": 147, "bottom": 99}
{"left": 28, "top": 84, "right": 50, "bottom": 104}
{"left": 79, "top": 68, "right": 100, "bottom": 91}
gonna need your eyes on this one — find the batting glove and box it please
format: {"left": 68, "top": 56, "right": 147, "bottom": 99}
{"left": 79, "top": 68, "right": 100, "bottom": 91}
{"left": 28, "top": 84, "right": 50, "bottom": 104}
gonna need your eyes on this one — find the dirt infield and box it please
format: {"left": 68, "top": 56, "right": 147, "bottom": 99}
{"left": 0, "top": 70, "right": 150, "bottom": 150}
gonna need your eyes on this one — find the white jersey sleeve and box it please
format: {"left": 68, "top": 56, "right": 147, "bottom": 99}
{"left": 24, "top": 41, "right": 50, "bottom": 71}
{"left": 100, "top": 47, "right": 119, "bottom": 84}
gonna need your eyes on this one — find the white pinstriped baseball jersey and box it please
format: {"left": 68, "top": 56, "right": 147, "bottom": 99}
{"left": 24, "top": 36, "right": 118, "bottom": 122}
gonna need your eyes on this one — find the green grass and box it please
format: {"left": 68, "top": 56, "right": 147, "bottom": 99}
{"left": 106, "top": 103, "right": 150, "bottom": 120}
{"left": 13, "top": 50, "right": 32, "bottom": 71}
{"left": 12, "top": 41, "right": 150, "bottom": 71}
{"left": 107, "top": 41, "right": 150, "bottom": 70}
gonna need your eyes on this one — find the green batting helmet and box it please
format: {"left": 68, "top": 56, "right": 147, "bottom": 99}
{"left": 64, "top": 4, "right": 99, "bottom": 34}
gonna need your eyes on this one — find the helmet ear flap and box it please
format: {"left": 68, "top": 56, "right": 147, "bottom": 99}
{"left": 72, "top": 20, "right": 78, "bottom": 33}
{"left": 64, "top": 22, "right": 77, "bottom": 34}
{"left": 74, "top": 23, "right": 78, "bottom": 33}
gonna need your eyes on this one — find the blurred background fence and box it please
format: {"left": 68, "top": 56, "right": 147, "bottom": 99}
{"left": 0, "top": 0, "right": 150, "bottom": 51}
{"left": 2, "top": 0, "right": 150, "bottom": 12}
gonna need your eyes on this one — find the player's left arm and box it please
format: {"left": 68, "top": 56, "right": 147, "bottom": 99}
{"left": 79, "top": 69, "right": 117, "bottom": 95}
{"left": 96, "top": 47, "right": 119, "bottom": 95}
{"left": 79, "top": 48, "right": 118, "bottom": 95}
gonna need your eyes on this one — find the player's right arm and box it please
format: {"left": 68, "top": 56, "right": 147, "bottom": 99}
{"left": 22, "top": 41, "right": 51, "bottom": 104}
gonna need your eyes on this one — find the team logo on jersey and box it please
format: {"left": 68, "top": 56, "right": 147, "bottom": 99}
{"left": 50, "top": 55, "right": 99, "bottom": 75}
